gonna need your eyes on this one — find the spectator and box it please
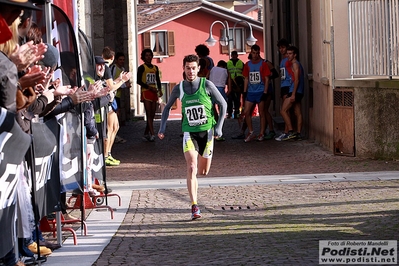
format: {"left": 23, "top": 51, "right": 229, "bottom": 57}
{"left": 109, "top": 51, "right": 130, "bottom": 143}
{"left": 137, "top": 48, "right": 162, "bottom": 142}
{"left": 209, "top": 60, "right": 228, "bottom": 141}
{"left": 242, "top": 44, "right": 271, "bottom": 142}
{"left": 280, "top": 45, "right": 305, "bottom": 141}
{"left": 99, "top": 48, "right": 132, "bottom": 165}
{"left": 227, "top": 51, "right": 245, "bottom": 119}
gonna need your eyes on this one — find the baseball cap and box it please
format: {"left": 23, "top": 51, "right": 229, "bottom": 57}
{"left": 0, "top": 0, "right": 41, "bottom": 10}
{"left": 95, "top": 56, "right": 106, "bottom": 65}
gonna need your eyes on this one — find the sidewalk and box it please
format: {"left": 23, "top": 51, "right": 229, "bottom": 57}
{"left": 45, "top": 119, "right": 399, "bottom": 265}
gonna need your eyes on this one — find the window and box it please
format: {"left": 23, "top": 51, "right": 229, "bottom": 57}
{"left": 221, "top": 27, "right": 252, "bottom": 54}
{"left": 143, "top": 31, "right": 175, "bottom": 57}
{"left": 159, "top": 82, "right": 168, "bottom": 104}
{"left": 160, "top": 82, "right": 177, "bottom": 110}
{"left": 349, "top": 0, "right": 399, "bottom": 78}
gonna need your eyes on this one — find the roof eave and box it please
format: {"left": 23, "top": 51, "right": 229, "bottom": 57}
{"left": 138, "top": 0, "right": 263, "bottom": 33}
{"left": 138, "top": 6, "right": 202, "bottom": 33}
{"left": 200, "top": 6, "right": 263, "bottom": 31}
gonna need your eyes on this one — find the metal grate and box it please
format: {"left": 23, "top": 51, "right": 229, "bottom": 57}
{"left": 349, "top": 0, "right": 399, "bottom": 78}
{"left": 334, "top": 90, "right": 354, "bottom": 107}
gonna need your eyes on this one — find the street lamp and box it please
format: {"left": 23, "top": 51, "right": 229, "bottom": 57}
{"left": 205, "top": 20, "right": 257, "bottom": 55}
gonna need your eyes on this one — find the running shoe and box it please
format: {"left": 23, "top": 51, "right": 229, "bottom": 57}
{"left": 105, "top": 157, "right": 120, "bottom": 166}
{"left": 191, "top": 204, "right": 201, "bottom": 220}
{"left": 294, "top": 132, "right": 302, "bottom": 140}
{"left": 275, "top": 133, "right": 287, "bottom": 141}
{"left": 256, "top": 134, "right": 264, "bottom": 142}
{"left": 149, "top": 135, "right": 155, "bottom": 142}
{"left": 264, "top": 131, "right": 276, "bottom": 140}
{"left": 215, "top": 136, "right": 225, "bottom": 141}
{"left": 282, "top": 131, "right": 296, "bottom": 141}
{"left": 244, "top": 131, "right": 256, "bottom": 142}
{"left": 142, "top": 134, "right": 151, "bottom": 141}
{"left": 108, "top": 155, "right": 120, "bottom": 164}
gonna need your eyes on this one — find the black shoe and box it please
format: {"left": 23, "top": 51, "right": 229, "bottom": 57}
{"left": 232, "top": 133, "right": 245, "bottom": 139}
{"left": 40, "top": 240, "right": 61, "bottom": 251}
{"left": 104, "top": 187, "right": 113, "bottom": 194}
{"left": 24, "top": 257, "right": 36, "bottom": 265}
{"left": 294, "top": 132, "right": 302, "bottom": 140}
{"left": 36, "top": 256, "right": 47, "bottom": 263}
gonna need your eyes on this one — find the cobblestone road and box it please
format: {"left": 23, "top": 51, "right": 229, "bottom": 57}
{"left": 92, "top": 119, "right": 399, "bottom": 266}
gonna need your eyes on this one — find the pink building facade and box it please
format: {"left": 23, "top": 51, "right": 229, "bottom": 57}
{"left": 137, "top": 2, "right": 263, "bottom": 118}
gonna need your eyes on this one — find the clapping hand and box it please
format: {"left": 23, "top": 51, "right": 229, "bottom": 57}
{"left": 119, "top": 71, "right": 132, "bottom": 83}
{"left": 88, "top": 80, "right": 108, "bottom": 98}
{"left": 10, "top": 41, "right": 47, "bottom": 71}
{"left": 54, "top": 85, "right": 77, "bottom": 96}
{"left": 18, "top": 65, "right": 47, "bottom": 88}
{"left": 70, "top": 86, "right": 95, "bottom": 105}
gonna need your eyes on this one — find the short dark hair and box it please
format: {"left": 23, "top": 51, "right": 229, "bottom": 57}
{"left": 287, "top": 45, "right": 300, "bottom": 60}
{"left": 217, "top": 60, "right": 227, "bottom": 68}
{"left": 251, "top": 44, "right": 260, "bottom": 52}
{"left": 115, "top": 52, "right": 125, "bottom": 60}
{"left": 141, "top": 48, "right": 153, "bottom": 61}
{"left": 195, "top": 44, "right": 210, "bottom": 57}
{"left": 287, "top": 45, "right": 299, "bottom": 55}
{"left": 102, "top": 46, "right": 115, "bottom": 60}
{"left": 277, "top": 38, "right": 290, "bottom": 48}
{"left": 231, "top": 51, "right": 238, "bottom": 56}
{"left": 26, "top": 22, "right": 41, "bottom": 44}
{"left": 183, "top": 54, "right": 199, "bottom": 66}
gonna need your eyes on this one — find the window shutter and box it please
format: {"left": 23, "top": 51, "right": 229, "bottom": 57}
{"left": 169, "top": 82, "right": 177, "bottom": 109}
{"left": 220, "top": 29, "right": 229, "bottom": 54}
{"left": 167, "top": 31, "right": 175, "bottom": 56}
{"left": 143, "top": 32, "right": 151, "bottom": 49}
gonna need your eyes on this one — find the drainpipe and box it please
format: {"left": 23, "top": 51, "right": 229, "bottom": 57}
{"left": 326, "top": 0, "right": 335, "bottom": 90}
{"left": 330, "top": 0, "right": 335, "bottom": 90}
{"left": 127, "top": 0, "right": 139, "bottom": 117}
{"left": 330, "top": 26, "right": 335, "bottom": 90}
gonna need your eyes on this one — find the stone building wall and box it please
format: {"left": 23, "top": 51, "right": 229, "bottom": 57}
{"left": 89, "top": 0, "right": 131, "bottom": 123}
{"left": 335, "top": 80, "right": 399, "bottom": 159}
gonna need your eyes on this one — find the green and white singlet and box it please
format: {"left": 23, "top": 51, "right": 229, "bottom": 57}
{"left": 180, "top": 77, "right": 215, "bottom": 133}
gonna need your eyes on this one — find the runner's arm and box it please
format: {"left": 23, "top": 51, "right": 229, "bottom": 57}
{"left": 205, "top": 80, "right": 227, "bottom": 138}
